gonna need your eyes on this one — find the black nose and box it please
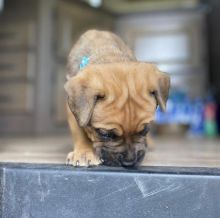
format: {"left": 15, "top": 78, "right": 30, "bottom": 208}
{"left": 121, "top": 151, "right": 137, "bottom": 167}
{"left": 121, "top": 150, "right": 146, "bottom": 167}
{"left": 121, "top": 160, "right": 136, "bottom": 167}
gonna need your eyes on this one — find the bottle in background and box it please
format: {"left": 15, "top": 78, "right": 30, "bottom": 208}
{"left": 204, "top": 95, "right": 218, "bottom": 137}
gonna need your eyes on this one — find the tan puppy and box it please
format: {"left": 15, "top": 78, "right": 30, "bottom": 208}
{"left": 64, "top": 30, "right": 170, "bottom": 167}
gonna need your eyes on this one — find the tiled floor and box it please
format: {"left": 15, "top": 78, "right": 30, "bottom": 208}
{"left": 0, "top": 134, "right": 220, "bottom": 167}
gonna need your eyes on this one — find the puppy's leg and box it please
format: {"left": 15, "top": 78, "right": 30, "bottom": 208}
{"left": 66, "top": 103, "right": 101, "bottom": 166}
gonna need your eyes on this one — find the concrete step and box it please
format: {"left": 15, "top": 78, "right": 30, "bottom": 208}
{"left": 1, "top": 163, "right": 220, "bottom": 218}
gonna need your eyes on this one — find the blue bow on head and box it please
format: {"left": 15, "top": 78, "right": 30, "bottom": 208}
{"left": 79, "top": 56, "right": 90, "bottom": 69}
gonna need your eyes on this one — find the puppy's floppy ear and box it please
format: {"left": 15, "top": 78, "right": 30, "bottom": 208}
{"left": 153, "top": 71, "right": 170, "bottom": 111}
{"left": 146, "top": 64, "right": 170, "bottom": 111}
{"left": 64, "top": 75, "right": 104, "bottom": 127}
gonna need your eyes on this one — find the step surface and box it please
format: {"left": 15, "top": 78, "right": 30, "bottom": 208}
{"left": 1, "top": 163, "right": 220, "bottom": 218}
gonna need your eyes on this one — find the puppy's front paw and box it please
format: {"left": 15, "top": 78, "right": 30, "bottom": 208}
{"left": 66, "top": 150, "right": 101, "bottom": 167}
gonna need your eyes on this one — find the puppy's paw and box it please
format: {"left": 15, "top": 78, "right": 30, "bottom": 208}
{"left": 66, "top": 150, "right": 101, "bottom": 167}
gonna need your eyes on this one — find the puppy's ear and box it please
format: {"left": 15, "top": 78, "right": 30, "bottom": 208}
{"left": 64, "top": 75, "right": 104, "bottom": 127}
{"left": 153, "top": 71, "right": 170, "bottom": 111}
{"left": 146, "top": 64, "right": 170, "bottom": 111}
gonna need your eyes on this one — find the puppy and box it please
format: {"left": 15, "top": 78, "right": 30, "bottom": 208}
{"left": 64, "top": 30, "right": 170, "bottom": 167}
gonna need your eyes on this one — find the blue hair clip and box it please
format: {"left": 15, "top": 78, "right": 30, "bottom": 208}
{"left": 79, "top": 56, "right": 90, "bottom": 69}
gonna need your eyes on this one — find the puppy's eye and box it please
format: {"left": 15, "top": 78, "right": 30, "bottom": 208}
{"left": 137, "top": 124, "right": 150, "bottom": 136}
{"left": 150, "top": 91, "right": 156, "bottom": 97}
{"left": 95, "top": 128, "right": 118, "bottom": 141}
{"left": 96, "top": 94, "right": 105, "bottom": 101}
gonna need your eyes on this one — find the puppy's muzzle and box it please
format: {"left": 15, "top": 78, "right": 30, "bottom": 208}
{"left": 100, "top": 148, "right": 146, "bottom": 167}
{"left": 120, "top": 150, "right": 146, "bottom": 167}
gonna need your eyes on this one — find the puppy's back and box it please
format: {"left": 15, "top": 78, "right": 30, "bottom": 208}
{"left": 67, "top": 30, "right": 136, "bottom": 78}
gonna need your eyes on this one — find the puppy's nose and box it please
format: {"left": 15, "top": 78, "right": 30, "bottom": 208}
{"left": 121, "top": 151, "right": 137, "bottom": 167}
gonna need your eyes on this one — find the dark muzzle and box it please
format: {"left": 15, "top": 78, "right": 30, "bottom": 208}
{"left": 100, "top": 149, "right": 146, "bottom": 167}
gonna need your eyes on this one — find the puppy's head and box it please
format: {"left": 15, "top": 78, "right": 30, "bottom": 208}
{"left": 65, "top": 62, "right": 170, "bottom": 167}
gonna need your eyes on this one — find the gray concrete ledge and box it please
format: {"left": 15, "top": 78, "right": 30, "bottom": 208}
{"left": 1, "top": 163, "right": 220, "bottom": 218}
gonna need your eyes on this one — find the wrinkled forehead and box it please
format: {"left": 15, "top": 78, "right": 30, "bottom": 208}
{"left": 86, "top": 62, "right": 157, "bottom": 133}
{"left": 82, "top": 62, "right": 154, "bottom": 86}
{"left": 84, "top": 64, "right": 152, "bottom": 98}
{"left": 92, "top": 98, "right": 155, "bottom": 135}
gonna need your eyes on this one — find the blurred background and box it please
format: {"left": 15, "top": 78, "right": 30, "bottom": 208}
{"left": 0, "top": 0, "right": 219, "bottom": 166}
